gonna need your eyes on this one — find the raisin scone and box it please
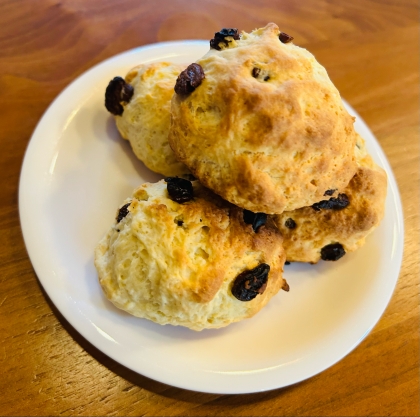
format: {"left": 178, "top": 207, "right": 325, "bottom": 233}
{"left": 274, "top": 138, "right": 387, "bottom": 263}
{"left": 105, "top": 62, "right": 189, "bottom": 177}
{"left": 95, "top": 179, "right": 288, "bottom": 331}
{"left": 169, "top": 23, "right": 358, "bottom": 214}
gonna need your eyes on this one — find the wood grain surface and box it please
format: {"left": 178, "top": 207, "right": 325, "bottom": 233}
{"left": 0, "top": 0, "right": 418, "bottom": 415}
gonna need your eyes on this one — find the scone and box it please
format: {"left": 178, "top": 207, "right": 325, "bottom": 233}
{"left": 169, "top": 23, "right": 358, "bottom": 214}
{"left": 95, "top": 178, "right": 288, "bottom": 331}
{"left": 105, "top": 62, "right": 189, "bottom": 176}
{"left": 274, "top": 139, "right": 387, "bottom": 263}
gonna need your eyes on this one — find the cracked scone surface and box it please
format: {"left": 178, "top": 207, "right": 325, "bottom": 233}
{"left": 115, "top": 62, "right": 189, "bottom": 176}
{"left": 274, "top": 139, "right": 387, "bottom": 263}
{"left": 95, "top": 180, "right": 287, "bottom": 331}
{"left": 169, "top": 23, "right": 358, "bottom": 214}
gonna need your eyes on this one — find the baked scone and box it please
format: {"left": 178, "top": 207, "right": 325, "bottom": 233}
{"left": 273, "top": 140, "right": 387, "bottom": 263}
{"left": 169, "top": 23, "right": 358, "bottom": 214}
{"left": 95, "top": 179, "right": 288, "bottom": 331}
{"left": 105, "top": 62, "right": 189, "bottom": 177}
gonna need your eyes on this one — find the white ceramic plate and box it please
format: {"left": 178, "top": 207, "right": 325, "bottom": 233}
{"left": 19, "top": 41, "right": 404, "bottom": 394}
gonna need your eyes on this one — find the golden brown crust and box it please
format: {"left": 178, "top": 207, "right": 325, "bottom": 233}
{"left": 169, "top": 23, "right": 358, "bottom": 213}
{"left": 95, "top": 180, "right": 287, "bottom": 330}
{"left": 115, "top": 62, "right": 189, "bottom": 176}
{"left": 274, "top": 161, "right": 387, "bottom": 263}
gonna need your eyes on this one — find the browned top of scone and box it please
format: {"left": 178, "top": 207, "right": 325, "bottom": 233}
{"left": 118, "top": 180, "right": 285, "bottom": 304}
{"left": 95, "top": 179, "right": 287, "bottom": 330}
{"left": 112, "top": 62, "right": 189, "bottom": 176}
{"left": 274, "top": 163, "right": 387, "bottom": 263}
{"left": 169, "top": 23, "right": 358, "bottom": 214}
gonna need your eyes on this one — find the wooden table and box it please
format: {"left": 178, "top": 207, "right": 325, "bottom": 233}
{"left": 1, "top": 0, "right": 418, "bottom": 415}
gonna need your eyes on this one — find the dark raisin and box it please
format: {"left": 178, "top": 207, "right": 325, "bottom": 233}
{"left": 285, "top": 261, "right": 291, "bottom": 265}
{"left": 324, "top": 189, "right": 336, "bottom": 196}
{"left": 165, "top": 177, "right": 193, "bottom": 203}
{"left": 174, "top": 63, "right": 205, "bottom": 96}
{"left": 264, "top": 75, "right": 270, "bottom": 81}
{"left": 243, "top": 210, "right": 267, "bottom": 232}
{"left": 177, "top": 220, "right": 184, "bottom": 226}
{"left": 312, "top": 193, "right": 350, "bottom": 211}
{"left": 282, "top": 280, "right": 290, "bottom": 292}
{"left": 210, "top": 28, "right": 240, "bottom": 50}
{"left": 252, "top": 67, "right": 261, "bottom": 78}
{"left": 232, "top": 264, "right": 270, "bottom": 301}
{"left": 285, "top": 218, "right": 297, "bottom": 229}
{"left": 279, "top": 32, "right": 294, "bottom": 43}
{"left": 320, "top": 243, "right": 346, "bottom": 261}
{"left": 116, "top": 203, "right": 131, "bottom": 223}
{"left": 105, "top": 76, "right": 134, "bottom": 115}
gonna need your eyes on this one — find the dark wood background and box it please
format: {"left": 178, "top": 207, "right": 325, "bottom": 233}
{"left": 0, "top": 0, "right": 418, "bottom": 415}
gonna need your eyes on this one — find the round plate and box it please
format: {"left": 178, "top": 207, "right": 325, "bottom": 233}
{"left": 19, "top": 41, "right": 404, "bottom": 394}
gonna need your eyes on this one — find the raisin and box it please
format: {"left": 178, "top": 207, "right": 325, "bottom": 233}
{"left": 232, "top": 264, "right": 270, "bottom": 301}
{"left": 243, "top": 210, "right": 267, "bottom": 232}
{"left": 177, "top": 220, "right": 184, "bottom": 226}
{"left": 252, "top": 67, "right": 261, "bottom": 78}
{"left": 252, "top": 67, "right": 270, "bottom": 82}
{"left": 279, "top": 32, "right": 294, "bottom": 43}
{"left": 320, "top": 243, "right": 346, "bottom": 261}
{"left": 324, "top": 189, "right": 336, "bottom": 196}
{"left": 285, "top": 218, "right": 297, "bottom": 229}
{"left": 312, "top": 193, "right": 350, "bottom": 211}
{"left": 116, "top": 203, "right": 131, "bottom": 223}
{"left": 210, "top": 28, "right": 240, "bottom": 50}
{"left": 174, "top": 63, "right": 205, "bottom": 96}
{"left": 165, "top": 177, "right": 193, "bottom": 203}
{"left": 282, "top": 280, "right": 290, "bottom": 292}
{"left": 105, "top": 76, "right": 134, "bottom": 115}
